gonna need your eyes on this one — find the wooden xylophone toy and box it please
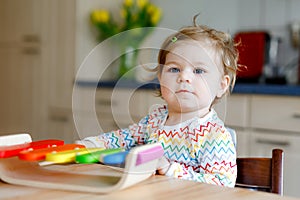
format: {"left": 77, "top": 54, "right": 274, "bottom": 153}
{"left": 0, "top": 133, "right": 164, "bottom": 193}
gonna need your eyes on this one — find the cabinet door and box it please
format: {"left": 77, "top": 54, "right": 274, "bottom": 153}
{"left": 0, "top": 46, "right": 39, "bottom": 135}
{"left": 0, "top": 0, "right": 76, "bottom": 141}
{"left": 43, "top": 0, "right": 76, "bottom": 141}
{"left": 235, "top": 128, "right": 251, "bottom": 157}
{"left": 250, "top": 131, "right": 300, "bottom": 198}
{"left": 0, "top": 0, "right": 42, "bottom": 136}
{"left": 44, "top": 0, "right": 75, "bottom": 109}
{"left": 214, "top": 94, "right": 250, "bottom": 128}
{"left": 47, "top": 107, "right": 76, "bottom": 143}
{"left": 251, "top": 95, "right": 300, "bottom": 132}
{"left": 0, "top": 0, "right": 41, "bottom": 43}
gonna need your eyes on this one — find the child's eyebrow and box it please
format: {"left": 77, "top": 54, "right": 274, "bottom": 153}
{"left": 165, "top": 61, "right": 180, "bottom": 66}
{"left": 192, "top": 61, "right": 210, "bottom": 68}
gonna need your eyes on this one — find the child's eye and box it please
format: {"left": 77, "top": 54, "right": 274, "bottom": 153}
{"left": 194, "top": 68, "right": 205, "bottom": 74}
{"left": 168, "top": 67, "right": 180, "bottom": 73}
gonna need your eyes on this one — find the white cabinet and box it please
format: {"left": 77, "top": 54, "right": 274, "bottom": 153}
{"left": 47, "top": 107, "right": 76, "bottom": 144}
{"left": 216, "top": 94, "right": 300, "bottom": 198}
{"left": 250, "top": 95, "right": 300, "bottom": 133}
{"left": 0, "top": 0, "right": 43, "bottom": 136}
{"left": 249, "top": 95, "right": 300, "bottom": 198}
{"left": 0, "top": 0, "right": 76, "bottom": 141}
{"left": 250, "top": 131, "right": 300, "bottom": 197}
{"left": 41, "top": 0, "right": 76, "bottom": 141}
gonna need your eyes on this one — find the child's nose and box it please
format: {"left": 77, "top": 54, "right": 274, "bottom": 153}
{"left": 177, "top": 70, "right": 192, "bottom": 83}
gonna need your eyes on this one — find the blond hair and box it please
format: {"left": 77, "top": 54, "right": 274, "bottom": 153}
{"left": 153, "top": 15, "right": 239, "bottom": 95}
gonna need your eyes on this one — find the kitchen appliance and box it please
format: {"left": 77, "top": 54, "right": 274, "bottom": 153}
{"left": 290, "top": 21, "right": 300, "bottom": 84}
{"left": 234, "top": 31, "right": 286, "bottom": 84}
{"left": 234, "top": 31, "right": 270, "bottom": 83}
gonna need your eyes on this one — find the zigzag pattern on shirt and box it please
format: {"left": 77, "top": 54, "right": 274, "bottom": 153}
{"left": 148, "top": 116, "right": 159, "bottom": 129}
{"left": 122, "top": 129, "right": 135, "bottom": 148}
{"left": 147, "top": 105, "right": 167, "bottom": 129}
{"left": 192, "top": 167, "right": 233, "bottom": 186}
{"left": 164, "top": 150, "right": 189, "bottom": 161}
{"left": 107, "top": 132, "right": 120, "bottom": 148}
{"left": 89, "top": 105, "right": 236, "bottom": 187}
{"left": 199, "top": 153, "right": 235, "bottom": 164}
{"left": 133, "top": 127, "right": 144, "bottom": 144}
{"left": 180, "top": 126, "right": 189, "bottom": 134}
{"left": 159, "top": 135, "right": 188, "bottom": 146}
{"left": 158, "top": 129, "right": 185, "bottom": 138}
{"left": 191, "top": 121, "right": 216, "bottom": 142}
{"left": 176, "top": 164, "right": 228, "bottom": 186}
{"left": 181, "top": 162, "right": 201, "bottom": 172}
{"left": 162, "top": 142, "right": 188, "bottom": 153}
{"left": 211, "top": 164, "right": 236, "bottom": 174}
{"left": 199, "top": 159, "right": 235, "bottom": 172}
{"left": 198, "top": 143, "right": 234, "bottom": 155}
{"left": 194, "top": 121, "right": 216, "bottom": 135}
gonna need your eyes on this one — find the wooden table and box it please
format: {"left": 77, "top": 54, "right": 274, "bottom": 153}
{"left": 1, "top": 165, "right": 299, "bottom": 200}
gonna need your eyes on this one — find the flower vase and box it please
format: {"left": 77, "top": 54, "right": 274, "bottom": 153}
{"left": 118, "top": 45, "right": 139, "bottom": 80}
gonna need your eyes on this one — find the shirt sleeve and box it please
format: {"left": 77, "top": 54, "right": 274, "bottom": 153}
{"left": 78, "top": 115, "right": 150, "bottom": 149}
{"left": 165, "top": 128, "right": 237, "bottom": 188}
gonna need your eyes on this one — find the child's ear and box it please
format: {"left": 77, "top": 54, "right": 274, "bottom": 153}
{"left": 216, "top": 75, "right": 230, "bottom": 98}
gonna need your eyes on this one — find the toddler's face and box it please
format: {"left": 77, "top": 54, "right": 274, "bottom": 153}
{"left": 158, "top": 40, "right": 229, "bottom": 114}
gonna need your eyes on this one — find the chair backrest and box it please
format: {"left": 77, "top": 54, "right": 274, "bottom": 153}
{"left": 235, "top": 149, "right": 284, "bottom": 195}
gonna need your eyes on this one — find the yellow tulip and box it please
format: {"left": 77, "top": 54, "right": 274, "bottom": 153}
{"left": 146, "top": 4, "right": 156, "bottom": 14}
{"left": 137, "top": 0, "right": 148, "bottom": 8}
{"left": 91, "top": 10, "right": 110, "bottom": 23}
{"left": 91, "top": 0, "right": 162, "bottom": 40}
{"left": 123, "top": 0, "right": 133, "bottom": 7}
{"left": 150, "top": 7, "right": 161, "bottom": 25}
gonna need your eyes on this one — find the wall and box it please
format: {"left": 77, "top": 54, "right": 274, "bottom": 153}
{"left": 75, "top": 0, "right": 300, "bottom": 83}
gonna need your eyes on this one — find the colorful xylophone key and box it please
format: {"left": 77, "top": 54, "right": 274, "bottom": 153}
{"left": 43, "top": 147, "right": 105, "bottom": 165}
{"left": 75, "top": 148, "right": 124, "bottom": 164}
{"left": 18, "top": 144, "right": 85, "bottom": 161}
{"left": 100, "top": 151, "right": 129, "bottom": 166}
{"left": 0, "top": 139, "right": 64, "bottom": 158}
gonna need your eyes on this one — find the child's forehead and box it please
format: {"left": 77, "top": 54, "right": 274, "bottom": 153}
{"left": 168, "top": 39, "right": 216, "bottom": 55}
{"left": 168, "top": 40, "right": 218, "bottom": 60}
{"left": 174, "top": 38, "right": 207, "bottom": 47}
{"left": 166, "top": 39, "right": 224, "bottom": 72}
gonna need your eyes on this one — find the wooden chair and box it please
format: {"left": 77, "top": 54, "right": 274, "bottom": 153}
{"left": 235, "top": 149, "right": 284, "bottom": 195}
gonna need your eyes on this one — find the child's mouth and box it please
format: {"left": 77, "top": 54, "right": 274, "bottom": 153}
{"left": 176, "top": 90, "right": 193, "bottom": 94}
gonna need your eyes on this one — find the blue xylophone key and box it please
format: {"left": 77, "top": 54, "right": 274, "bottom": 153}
{"left": 100, "top": 151, "right": 129, "bottom": 166}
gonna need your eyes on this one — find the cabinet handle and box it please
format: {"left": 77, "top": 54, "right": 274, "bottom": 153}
{"left": 22, "top": 34, "right": 40, "bottom": 43}
{"left": 22, "top": 47, "right": 40, "bottom": 55}
{"left": 256, "top": 139, "right": 290, "bottom": 147}
{"left": 292, "top": 113, "right": 300, "bottom": 119}
{"left": 50, "top": 116, "right": 69, "bottom": 122}
{"left": 96, "top": 99, "right": 117, "bottom": 106}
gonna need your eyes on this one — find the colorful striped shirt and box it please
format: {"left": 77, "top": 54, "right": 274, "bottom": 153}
{"left": 80, "top": 104, "right": 237, "bottom": 187}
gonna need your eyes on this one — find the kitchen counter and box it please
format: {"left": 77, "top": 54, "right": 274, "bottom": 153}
{"left": 76, "top": 80, "right": 300, "bottom": 96}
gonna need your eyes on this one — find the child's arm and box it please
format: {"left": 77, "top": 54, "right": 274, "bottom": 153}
{"left": 76, "top": 115, "right": 150, "bottom": 149}
{"left": 162, "top": 129, "right": 237, "bottom": 188}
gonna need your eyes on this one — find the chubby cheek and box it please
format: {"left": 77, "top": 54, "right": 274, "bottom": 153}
{"left": 159, "top": 74, "right": 176, "bottom": 98}
{"left": 160, "top": 85, "right": 174, "bottom": 100}
{"left": 198, "top": 76, "right": 221, "bottom": 99}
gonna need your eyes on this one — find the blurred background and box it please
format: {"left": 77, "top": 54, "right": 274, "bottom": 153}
{"left": 0, "top": 0, "right": 300, "bottom": 197}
